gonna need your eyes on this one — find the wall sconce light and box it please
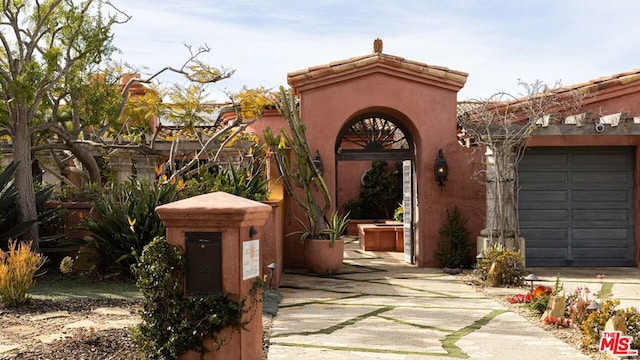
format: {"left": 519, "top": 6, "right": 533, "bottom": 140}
{"left": 249, "top": 226, "right": 258, "bottom": 238}
{"left": 312, "top": 150, "right": 324, "bottom": 176}
{"left": 434, "top": 148, "right": 448, "bottom": 188}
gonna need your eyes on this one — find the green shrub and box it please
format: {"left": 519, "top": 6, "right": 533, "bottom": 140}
{"left": 529, "top": 291, "right": 551, "bottom": 315}
{"left": 435, "top": 206, "right": 473, "bottom": 268}
{"left": 343, "top": 160, "right": 401, "bottom": 219}
{"left": 53, "top": 183, "right": 103, "bottom": 202}
{"left": 393, "top": 203, "right": 403, "bottom": 222}
{"left": 530, "top": 276, "right": 564, "bottom": 315}
{"left": 180, "top": 143, "right": 270, "bottom": 201}
{"left": 0, "top": 240, "right": 46, "bottom": 307}
{"left": 131, "top": 237, "right": 264, "bottom": 359}
{"left": 81, "top": 179, "right": 179, "bottom": 274}
{"left": 477, "top": 243, "right": 526, "bottom": 286}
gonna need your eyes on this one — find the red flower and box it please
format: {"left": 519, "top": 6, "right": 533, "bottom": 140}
{"left": 508, "top": 293, "right": 531, "bottom": 304}
{"left": 531, "top": 285, "right": 553, "bottom": 300}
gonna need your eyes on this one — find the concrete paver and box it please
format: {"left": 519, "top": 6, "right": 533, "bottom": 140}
{"left": 268, "top": 241, "right": 630, "bottom": 359}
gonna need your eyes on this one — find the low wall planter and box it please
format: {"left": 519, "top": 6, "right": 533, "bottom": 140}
{"left": 358, "top": 223, "right": 404, "bottom": 252}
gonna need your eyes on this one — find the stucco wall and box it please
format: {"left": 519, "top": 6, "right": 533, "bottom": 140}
{"left": 294, "top": 70, "right": 485, "bottom": 267}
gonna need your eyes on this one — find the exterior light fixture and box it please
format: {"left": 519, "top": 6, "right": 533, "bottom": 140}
{"left": 434, "top": 148, "right": 448, "bottom": 188}
{"left": 312, "top": 150, "right": 324, "bottom": 176}
{"left": 249, "top": 226, "right": 258, "bottom": 238}
{"left": 267, "top": 263, "right": 278, "bottom": 288}
{"left": 587, "top": 301, "right": 602, "bottom": 311}
{"left": 524, "top": 273, "right": 540, "bottom": 290}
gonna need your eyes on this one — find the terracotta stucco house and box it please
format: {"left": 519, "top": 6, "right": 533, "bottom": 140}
{"left": 253, "top": 39, "right": 640, "bottom": 269}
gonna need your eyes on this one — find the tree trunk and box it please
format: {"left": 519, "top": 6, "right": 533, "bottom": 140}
{"left": 11, "top": 104, "right": 39, "bottom": 251}
{"left": 70, "top": 142, "right": 101, "bottom": 184}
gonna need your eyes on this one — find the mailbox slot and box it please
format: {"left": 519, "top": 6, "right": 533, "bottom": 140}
{"left": 185, "top": 231, "right": 222, "bottom": 296}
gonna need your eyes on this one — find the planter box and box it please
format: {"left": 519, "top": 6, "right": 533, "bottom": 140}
{"left": 347, "top": 219, "right": 401, "bottom": 236}
{"left": 358, "top": 223, "right": 404, "bottom": 252}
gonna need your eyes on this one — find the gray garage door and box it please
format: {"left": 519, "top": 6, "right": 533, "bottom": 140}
{"left": 518, "top": 147, "right": 635, "bottom": 266}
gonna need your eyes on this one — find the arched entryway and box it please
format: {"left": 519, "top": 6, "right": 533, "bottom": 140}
{"left": 335, "top": 112, "right": 417, "bottom": 263}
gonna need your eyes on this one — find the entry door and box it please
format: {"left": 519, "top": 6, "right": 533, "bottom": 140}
{"left": 403, "top": 160, "right": 415, "bottom": 264}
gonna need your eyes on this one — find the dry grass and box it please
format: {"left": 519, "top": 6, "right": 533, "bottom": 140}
{"left": 0, "top": 240, "right": 46, "bottom": 306}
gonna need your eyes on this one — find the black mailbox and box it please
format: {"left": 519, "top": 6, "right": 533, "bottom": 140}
{"left": 185, "top": 231, "right": 222, "bottom": 296}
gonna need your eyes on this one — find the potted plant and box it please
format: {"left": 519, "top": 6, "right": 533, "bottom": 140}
{"left": 298, "top": 210, "right": 350, "bottom": 275}
{"left": 264, "top": 87, "right": 348, "bottom": 275}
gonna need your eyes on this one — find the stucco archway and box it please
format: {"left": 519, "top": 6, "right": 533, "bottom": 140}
{"left": 335, "top": 111, "right": 417, "bottom": 263}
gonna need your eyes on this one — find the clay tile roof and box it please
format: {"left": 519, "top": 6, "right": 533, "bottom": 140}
{"left": 457, "top": 68, "right": 640, "bottom": 117}
{"left": 288, "top": 39, "right": 468, "bottom": 89}
{"left": 553, "top": 68, "right": 640, "bottom": 97}
{"left": 456, "top": 101, "right": 484, "bottom": 118}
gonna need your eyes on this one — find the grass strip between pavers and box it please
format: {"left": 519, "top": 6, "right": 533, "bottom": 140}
{"left": 277, "top": 294, "right": 366, "bottom": 309}
{"left": 366, "top": 280, "right": 458, "bottom": 298}
{"left": 271, "top": 307, "right": 507, "bottom": 358}
{"left": 441, "top": 309, "right": 508, "bottom": 359}
{"left": 377, "top": 314, "right": 454, "bottom": 334}
{"left": 597, "top": 282, "right": 614, "bottom": 300}
{"left": 272, "top": 306, "right": 393, "bottom": 338}
{"left": 284, "top": 273, "right": 461, "bottom": 298}
{"left": 271, "top": 342, "right": 455, "bottom": 358}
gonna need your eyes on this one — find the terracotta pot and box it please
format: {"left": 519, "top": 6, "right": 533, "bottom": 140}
{"left": 304, "top": 238, "right": 344, "bottom": 276}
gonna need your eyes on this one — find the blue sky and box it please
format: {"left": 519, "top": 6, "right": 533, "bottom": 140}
{"left": 112, "top": 0, "right": 640, "bottom": 102}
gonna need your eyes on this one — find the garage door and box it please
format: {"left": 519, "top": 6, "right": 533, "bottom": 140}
{"left": 518, "top": 147, "right": 635, "bottom": 266}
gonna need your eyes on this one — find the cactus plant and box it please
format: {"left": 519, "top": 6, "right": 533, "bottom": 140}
{"left": 263, "top": 87, "right": 333, "bottom": 242}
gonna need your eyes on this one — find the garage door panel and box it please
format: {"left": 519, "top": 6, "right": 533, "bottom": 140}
{"left": 521, "top": 229, "right": 568, "bottom": 242}
{"left": 519, "top": 209, "right": 569, "bottom": 222}
{"left": 527, "top": 247, "right": 568, "bottom": 258}
{"left": 519, "top": 171, "right": 568, "bottom": 186}
{"left": 519, "top": 190, "right": 567, "bottom": 203}
{"left": 572, "top": 171, "right": 630, "bottom": 185}
{"left": 519, "top": 147, "right": 634, "bottom": 267}
{"left": 564, "top": 152, "right": 631, "bottom": 170}
{"left": 572, "top": 190, "right": 629, "bottom": 202}
{"left": 520, "top": 152, "right": 568, "bottom": 168}
{"left": 572, "top": 153, "right": 630, "bottom": 167}
{"left": 526, "top": 248, "right": 569, "bottom": 266}
{"left": 572, "top": 248, "right": 633, "bottom": 262}
{"left": 520, "top": 202, "right": 569, "bottom": 210}
{"left": 572, "top": 209, "right": 631, "bottom": 221}
{"left": 573, "top": 229, "right": 630, "bottom": 241}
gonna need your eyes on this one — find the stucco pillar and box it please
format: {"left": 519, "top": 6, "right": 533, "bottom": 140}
{"left": 132, "top": 154, "right": 159, "bottom": 184}
{"left": 109, "top": 152, "right": 132, "bottom": 184}
{"left": 156, "top": 192, "right": 272, "bottom": 360}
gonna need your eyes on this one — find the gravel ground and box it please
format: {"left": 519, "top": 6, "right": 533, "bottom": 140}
{"left": 0, "top": 297, "right": 275, "bottom": 360}
{"left": 0, "top": 299, "right": 142, "bottom": 360}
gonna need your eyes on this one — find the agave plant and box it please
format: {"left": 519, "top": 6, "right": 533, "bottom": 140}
{"left": 80, "top": 178, "right": 179, "bottom": 274}
{"left": 0, "top": 162, "right": 53, "bottom": 250}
